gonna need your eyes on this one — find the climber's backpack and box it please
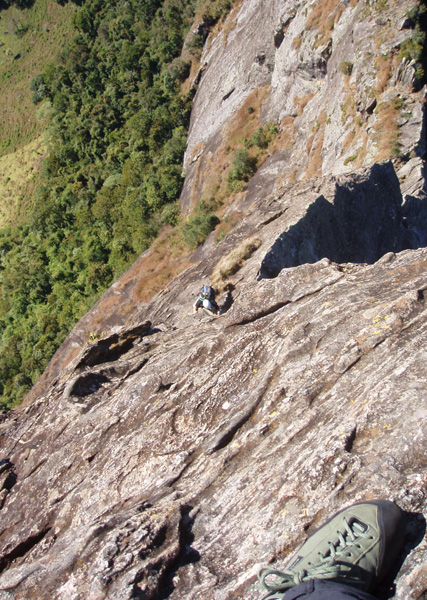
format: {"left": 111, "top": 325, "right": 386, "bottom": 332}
{"left": 200, "top": 285, "right": 213, "bottom": 300}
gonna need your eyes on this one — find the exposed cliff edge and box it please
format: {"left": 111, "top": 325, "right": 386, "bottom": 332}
{"left": 1, "top": 0, "right": 427, "bottom": 598}
{"left": 0, "top": 161, "right": 427, "bottom": 599}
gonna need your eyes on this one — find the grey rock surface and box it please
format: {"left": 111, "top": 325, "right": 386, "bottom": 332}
{"left": 183, "top": 0, "right": 426, "bottom": 212}
{"left": 3, "top": 0, "right": 427, "bottom": 597}
{"left": 0, "top": 162, "right": 426, "bottom": 599}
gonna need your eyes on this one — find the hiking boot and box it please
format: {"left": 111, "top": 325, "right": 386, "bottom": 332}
{"left": 258, "top": 500, "right": 406, "bottom": 599}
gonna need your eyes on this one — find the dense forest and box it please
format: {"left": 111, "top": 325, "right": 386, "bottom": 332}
{"left": 0, "top": 0, "right": 234, "bottom": 409}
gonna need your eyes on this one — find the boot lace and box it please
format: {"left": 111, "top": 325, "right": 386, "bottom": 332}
{"left": 258, "top": 518, "right": 373, "bottom": 599}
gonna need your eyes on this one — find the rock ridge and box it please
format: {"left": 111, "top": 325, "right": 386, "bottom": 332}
{"left": 0, "top": 161, "right": 427, "bottom": 598}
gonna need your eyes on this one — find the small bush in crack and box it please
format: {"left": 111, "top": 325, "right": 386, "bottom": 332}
{"left": 339, "top": 61, "right": 354, "bottom": 76}
{"left": 181, "top": 199, "right": 220, "bottom": 249}
{"left": 252, "top": 123, "right": 279, "bottom": 149}
{"left": 226, "top": 149, "right": 258, "bottom": 189}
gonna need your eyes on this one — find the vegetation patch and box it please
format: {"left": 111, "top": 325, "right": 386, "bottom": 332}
{"left": 304, "top": 110, "right": 327, "bottom": 179}
{"left": 375, "top": 54, "right": 394, "bottom": 94}
{"left": 185, "top": 85, "right": 276, "bottom": 214}
{"left": 398, "top": 3, "right": 427, "bottom": 85}
{"left": 181, "top": 197, "right": 220, "bottom": 249}
{"left": 0, "top": 0, "right": 76, "bottom": 157}
{"left": 343, "top": 153, "right": 358, "bottom": 166}
{"left": 339, "top": 61, "right": 353, "bottom": 76}
{"left": 210, "top": 236, "right": 262, "bottom": 290}
{"left": 0, "top": 136, "right": 45, "bottom": 226}
{"left": 132, "top": 228, "right": 192, "bottom": 302}
{"left": 226, "top": 149, "right": 258, "bottom": 190}
{"left": 373, "top": 99, "right": 405, "bottom": 161}
{"left": 305, "top": 0, "right": 345, "bottom": 47}
{"left": 214, "top": 210, "right": 243, "bottom": 243}
{"left": 0, "top": 0, "right": 219, "bottom": 409}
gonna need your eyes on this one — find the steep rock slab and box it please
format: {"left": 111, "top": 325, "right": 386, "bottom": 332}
{"left": 24, "top": 161, "right": 426, "bottom": 404}
{"left": 0, "top": 164, "right": 426, "bottom": 597}
{"left": 183, "top": 0, "right": 426, "bottom": 212}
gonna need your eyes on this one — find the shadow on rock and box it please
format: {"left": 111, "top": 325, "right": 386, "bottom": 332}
{"left": 157, "top": 505, "right": 201, "bottom": 600}
{"left": 63, "top": 372, "right": 110, "bottom": 399}
{"left": 377, "top": 510, "right": 426, "bottom": 600}
{"left": 220, "top": 291, "right": 234, "bottom": 315}
{"left": 259, "top": 162, "right": 425, "bottom": 279}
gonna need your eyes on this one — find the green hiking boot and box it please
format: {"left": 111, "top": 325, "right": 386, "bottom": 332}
{"left": 258, "top": 500, "right": 406, "bottom": 599}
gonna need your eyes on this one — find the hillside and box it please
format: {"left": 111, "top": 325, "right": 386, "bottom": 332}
{"left": 0, "top": 0, "right": 222, "bottom": 409}
{"left": 0, "top": 0, "right": 427, "bottom": 598}
{"left": 0, "top": 0, "right": 76, "bottom": 225}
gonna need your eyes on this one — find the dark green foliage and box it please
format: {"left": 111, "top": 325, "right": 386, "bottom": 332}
{"left": 182, "top": 211, "right": 220, "bottom": 248}
{"left": 0, "top": 0, "right": 35, "bottom": 8}
{"left": 399, "top": 3, "right": 427, "bottom": 87}
{"left": 339, "top": 61, "right": 353, "bottom": 76}
{"left": 0, "top": 0, "right": 205, "bottom": 409}
{"left": 168, "top": 57, "right": 191, "bottom": 82}
{"left": 227, "top": 149, "right": 258, "bottom": 185}
{"left": 253, "top": 123, "right": 278, "bottom": 148}
{"left": 30, "top": 74, "right": 49, "bottom": 104}
{"left": 201, "top": 0, "right": 232, "bottom": 25}
{"left": 181, "top": 196, "right": 220, "bottom": 248}
{"left": 186, "top": 33, "right": 205, "bottom": 55}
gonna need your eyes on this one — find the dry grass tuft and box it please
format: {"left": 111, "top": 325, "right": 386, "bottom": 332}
{"left": 375, "top": 54, "right": 393, "bottom": 94}
{"left": 343, "top": 129, "right": 356, "bottom": 153}
{"left": 295, "top": 93, "right": 315, "bottom": 117}
{"left": 292, "top": 34, "right": 303, "bottom": 50}
{"left": 211, "top": 236, "right": 262, "bottom": 290}
{"left": 304, "top": 110, "right": 327, "bottom": 179}
{"left": 119, "top": 227, "right": 192, "bottom": 303}
{"left": 269, "top": 115, "right": 296, "bottom": 154}
{"left": 373, "top": 100, "right": 403, "bottom": 161}
{"left": 214, "top": 210, "right": 244, "bottom": 242}
{"left": 187, "top": 85, "right": 271, "bottom": 212}
{"left": 306, "top": 0, "right": 344, "bottom": 46}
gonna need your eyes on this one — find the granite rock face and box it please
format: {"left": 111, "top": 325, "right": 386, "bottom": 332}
{"left": 182, "top": 0, "right": 426, "bottom": 213}
{"left": 2, "top": 0, "right": 427, "bottom": 597}
{"left": 0, "top": 163, "right": 427, "bottom": 599}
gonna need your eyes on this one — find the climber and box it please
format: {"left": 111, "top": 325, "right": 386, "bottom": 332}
{"left": 257, "top": 499, "right": 406, "bottom": 600}
{"left": 194, "top": 285, "right": 220, "bottom": 317}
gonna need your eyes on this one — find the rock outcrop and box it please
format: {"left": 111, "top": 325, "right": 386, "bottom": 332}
{"left": 0, "top": 162, "right": 427, "bottom": 599}
{"left": 182, "top": 0, "right": 426, "bottom": 213}
{"left": 2, "top": 0, "right": 427, "bottom": 598}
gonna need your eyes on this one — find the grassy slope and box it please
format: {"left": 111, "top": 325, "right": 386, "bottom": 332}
{"left": 0, "top": 0, "right": 76, "bottom": 226}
